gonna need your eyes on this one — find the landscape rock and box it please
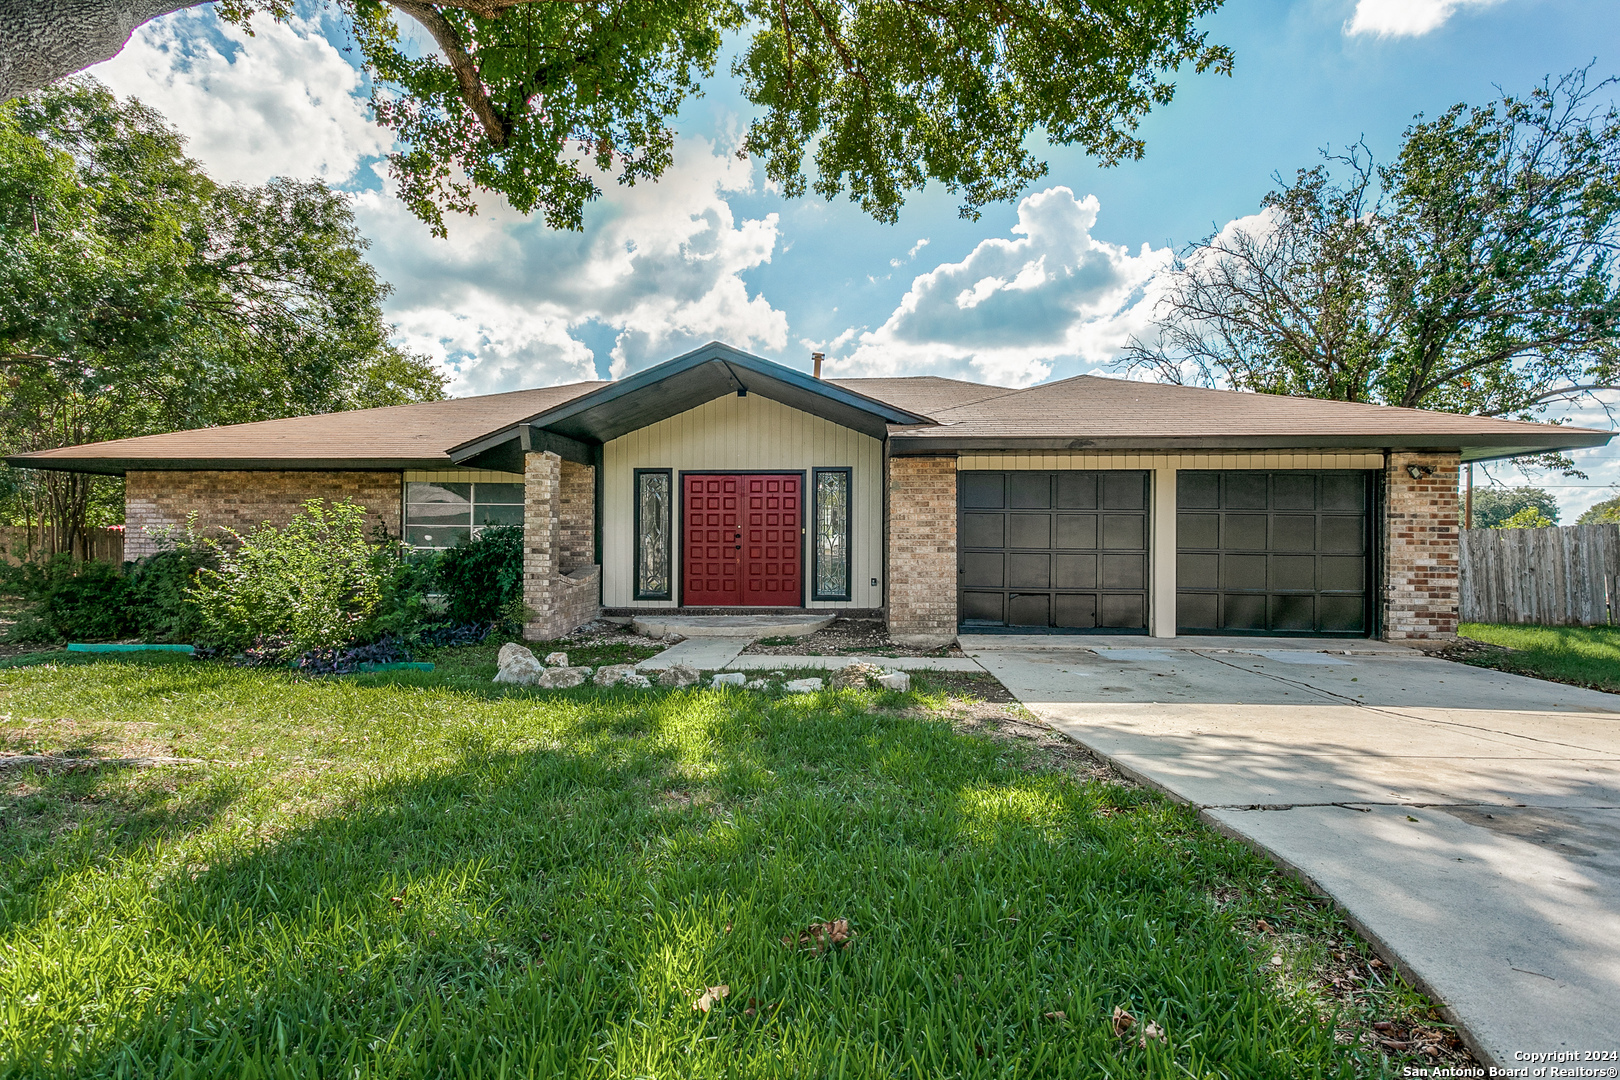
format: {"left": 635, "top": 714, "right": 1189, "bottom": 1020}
{"left": 543, "top": 651, "right": 569, "bottom": 667}
{"left": 593, "top": 664, "right": 638, "bottom": 687}
{"left": 538, "top": 666, "right": 591, "bottom": 689}
{"left": 875, "top": 670, "right": 911, "bottom": 692}
{"left": 493, "top": 643, "right": 543, "bottom": 685}
{"left": 711, "top": 672, "right": 746, "bottom": 687}
{"left": 658, "top": 664, "right": 699, "bottom": 688}
{"left": 621, "top": 672, "right": 652, "bottom": 688}
{"left": 784, "top": 677, "right": 823, "bottom": 694}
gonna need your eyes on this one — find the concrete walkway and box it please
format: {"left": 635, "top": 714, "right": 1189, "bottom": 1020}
{"left": 968, "top": 641, "right": 1620, "bottom": 1067}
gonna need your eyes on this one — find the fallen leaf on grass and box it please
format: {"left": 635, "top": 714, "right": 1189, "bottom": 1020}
{"left": 692, "top": 985, "right": 730, "bottom": 1013}
{"left": 1111, "top": 1006, "right": 1135, "bottom": 1037}
{"left": 389, "top": 885, "right": 407, "bottom": 910}
{"left": 1043, "top": 1011, "right": 1066, "bottom": 1022}
{"left": 1139, "top": 1021, "right": 1167, "bottom": 1048}
{"left": 1270, "top": 954, "right": 1284, "bottom": 966}
{"left": 1254, "top": 918, "right": 1274, "bottom": 934}
{"left": 783, "top": 918, "right": 853, "bottom": 952}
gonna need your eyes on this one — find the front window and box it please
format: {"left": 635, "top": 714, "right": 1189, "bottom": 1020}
{"left": 813, "top": 468, "right": 851, "bottom": 601}
{"left": 405, "top": 481, "right": 524, "bottom": 549}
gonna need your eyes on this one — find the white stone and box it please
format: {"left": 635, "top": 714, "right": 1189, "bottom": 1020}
{"left": 621, "top": 672, "right": 652, "bottom": 688}
{"left": 875, "top": 670, "right": 911, "bottom": 692}
{"left": 711, "top": 672, "right": 746, "bottom": 687}
{"left": 593, "top": 664, "right": 638, "bottom": 687}
{"left": 538, "top": 666, "right": 590, "bottom": 689}
{"left": 784, "top": 677, "right": 823, "bottom": 694}
{"left": 543, "top": 651, "right": 569, "bottom": 668}
{"left": 658, "top": 664, "right": 699, "bottom": 688}
{"left": 493, "top": 643, "right": 543, "bottom": 686}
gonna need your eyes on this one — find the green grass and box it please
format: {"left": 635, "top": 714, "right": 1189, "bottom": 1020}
{"left": 0, "top": 653, "right": 1453, "bottom": 1077}
{"left": 1457, "top": 622, "right": 1620, "bottom": 692}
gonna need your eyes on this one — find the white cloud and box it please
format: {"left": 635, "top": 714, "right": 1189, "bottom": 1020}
{"left": 826, "top": 188, "right": 1170, "bottom": 387}
{"left": 355, "top": 137, "right": 789, "bottom": 394}
{"left": 1345, "top": 0, "right": 1505, "bottom": 37}
{"left": 89, "top": 7, "right": 389, "bottom": 185}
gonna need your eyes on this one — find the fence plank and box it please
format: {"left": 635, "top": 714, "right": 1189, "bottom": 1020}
{"left": 1460, "top": 525, "right": 1619, "bottom": 626}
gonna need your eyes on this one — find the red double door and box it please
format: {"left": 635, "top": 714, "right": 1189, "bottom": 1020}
{"left": 682, "top": 474, "right": 802, "bottom": 606}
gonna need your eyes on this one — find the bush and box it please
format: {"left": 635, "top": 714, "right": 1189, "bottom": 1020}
{"left": 188, "top": 499, "right": 389, "bottom": 656}
{"left": 1578, "top": 495, "right": 1620, "bottom": 525}
{"left": 123, "top": 545, "right": 214, "bottom": 641}
{"left": 1470, "top": 486, "right": 1559, "bottom": 529}
{"left": 434, "top": 524, "right": 524, "bottom": 626}
{"left": 1496, "top": 506, "right": 1557, "bottom": 529}
{"left": 1, "top": 556, "right": 128, "bottom": 642}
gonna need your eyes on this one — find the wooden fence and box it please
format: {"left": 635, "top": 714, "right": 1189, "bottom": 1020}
{"left": 0, "top": 527, "right": 125, "bottom": 566}
{"left": 1459, "top": 524, "right": 1620, "bottom": 626}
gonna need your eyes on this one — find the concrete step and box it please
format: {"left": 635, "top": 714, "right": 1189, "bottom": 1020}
{"left": 629, "top": 614, "right": 834, "bottom": 639}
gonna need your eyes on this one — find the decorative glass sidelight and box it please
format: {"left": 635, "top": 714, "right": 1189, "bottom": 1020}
{"left": 635, "top": 469, "right": 672, "bottom": 599}
{"left": 813, "top": 468, "right": 851, "bottom": 601}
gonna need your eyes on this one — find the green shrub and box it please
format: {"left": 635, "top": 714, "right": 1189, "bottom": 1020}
{"left": 433, "top": 524, "right": 524, "bottom": 626}
{"left": 123, "top": 545, "right": 215, "bottom": 641}
{"left": 188, "top": 499, "right": 388, "bottom": 655}
{"left": 1496, "top": 505, "right": 1557, "bottom": 529}
{"left": 0, "top": 556, "right": 129, "bottom": 642}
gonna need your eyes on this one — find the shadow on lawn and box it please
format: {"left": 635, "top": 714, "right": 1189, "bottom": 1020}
{"left": 12, "top": 685, "right": 1324, "bottom": 1078}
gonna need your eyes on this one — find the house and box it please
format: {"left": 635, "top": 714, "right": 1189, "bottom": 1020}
{"left": 10, "top": 342, "right": 1611, "bottom": 645}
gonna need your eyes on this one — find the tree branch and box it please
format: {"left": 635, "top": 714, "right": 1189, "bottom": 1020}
{"left": 385, "top": 0, "right": 513, "bottom": 146}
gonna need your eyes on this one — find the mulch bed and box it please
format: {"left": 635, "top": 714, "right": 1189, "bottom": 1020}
{"left": 741, "top": 618, "right": 965, "bottom": 658}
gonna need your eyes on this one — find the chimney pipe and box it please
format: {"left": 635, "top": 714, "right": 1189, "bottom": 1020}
{"left": 812, "top": 351, "right": 824, "bottom": 379}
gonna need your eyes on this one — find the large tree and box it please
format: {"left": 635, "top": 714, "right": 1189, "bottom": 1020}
{"left": 1124, "top": 69, "right": 1620, "bottom": 467}
{"left": 0, "top": 0, "right": 1231, "bottom": 235}
{"left": 0, "top": 79, "right": 444, "bottom": 556}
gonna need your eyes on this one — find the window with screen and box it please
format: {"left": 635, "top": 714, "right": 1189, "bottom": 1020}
{"left": 635, "top": 469, "right": 672, "bottom": 600}
{"left": 813, "top": 467, "right": 851, "bottom": 601}
{"left": 404, "top": 481, "right": 525, "bottom": 549}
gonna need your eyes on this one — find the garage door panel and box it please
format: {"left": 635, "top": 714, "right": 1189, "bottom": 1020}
{"left": 1008, "top": 514, "right": 1052, "bottom": 548}
{"left": 1054, "top": 594, "right": 1097, "bottom": 628}
{"left": 1101, "top": 514, "right": 1145, "bottom": 550}
{"left": 1008, "top": 553, "right": 1051, "bottom": 589}
{"left": 1224, "top": 514, "right": 1269, "bottom": 549}
{"left": 1056, "top": 473, "right": 1098, "bottom": 509}
{"left": 1008, "top": 594, "right": 1050, "bottom": 626}
{"left": 1055, "top": 514, "right": 1098, "bottom": 549}
{"left": 962, "top": 473, "right": 1005, "bottom": 508}
{"left": 961, "top": 591, "right": 1005, "bottom": 623}
{"left": 963, "top": 551, "right": 1004, "bottom": 588}
{"left": 1273, "top": 515, "right": 1317, "bottom": 549}
{"left": 963, "top": 513, "right": 1005, "bottom": 548}
{"left": 960, "top": 470, "right": 1149, "bottom": 633}
{"left": 1178, "top": 553, "right": 1219, "bottom": 590}
{"left": 1178, "top": 513, "right": 1220, "bottom": 548}
{"left": 1177, "top": 470, "right": 1371, "bottom": 636}
{"left": 1271, "top": 555, "right": 1316, "bottom": 591}
{"left": 1102, "top": 553, "right": 1145, "bottom": 590}
{"left": 1054, "top": 553, "right": 1097, "bottom": 589}
{"left": 1010, "top": 473, "right": 1051, "bottom": 508}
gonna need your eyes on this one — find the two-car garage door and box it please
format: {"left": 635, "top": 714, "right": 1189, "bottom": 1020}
{"left": 957, "top": 469, "right": 1372, "bottom": 636}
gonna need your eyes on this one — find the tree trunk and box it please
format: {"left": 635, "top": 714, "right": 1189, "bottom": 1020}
{"left": 0, "top": 0, "right": 207, "bottom": 101}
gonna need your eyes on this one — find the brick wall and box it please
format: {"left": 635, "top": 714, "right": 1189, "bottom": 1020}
{"left": 124, "top": 470, "right": 401, "bottom": 559}
{"left": 523, "top": 451, "right": 601, "bottom": 641}
{"left": 1383, "top": 452, "right": 1460, "bottom": 640}
{"left": 558, "top": 460, "right": 595, "bottom": 573}
{"left": 887, "top": 455, "right": 958, "bottom": 646}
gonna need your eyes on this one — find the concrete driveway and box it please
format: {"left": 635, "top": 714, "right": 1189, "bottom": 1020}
{"left": 962, "top": 635, "right": 1620, "bottom": 1067}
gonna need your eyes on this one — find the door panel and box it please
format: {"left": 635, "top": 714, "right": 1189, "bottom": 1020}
{"left": 1176, "top": 470, "right": 1372, "bottom": 636}
{"left": 682, "top": 474, "right": 801, "bottom": 606}
{"left": 957, "top": 470, "right": 1150, "bottom": 632}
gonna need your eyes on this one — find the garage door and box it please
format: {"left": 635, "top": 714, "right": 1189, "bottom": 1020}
{"left": 958, "top": 471, "right": 1149, "bottom": 631}
{"left": 1176, "top": 471, "right": 1372, "bottom": 636}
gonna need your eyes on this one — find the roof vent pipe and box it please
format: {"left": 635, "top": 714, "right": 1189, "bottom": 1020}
{"left": 812, "top": 351, "right": 824, "bottom": 379}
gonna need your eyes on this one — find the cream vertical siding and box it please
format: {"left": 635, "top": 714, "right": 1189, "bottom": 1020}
{"left": 602, "top": 395, "right": 884, "bottom": 609}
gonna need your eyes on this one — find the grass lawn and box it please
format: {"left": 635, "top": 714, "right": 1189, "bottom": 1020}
{"left": 0, "top": 645, "right": 1464, "bottom": 1077}
{"left": 1455, "top": 622, "right": 1620, "bottom": 693}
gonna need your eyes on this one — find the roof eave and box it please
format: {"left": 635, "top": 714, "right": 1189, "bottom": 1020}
{"left": 4, "top": 455, "right": 459, "bottom": 476}
{"left": 886, "top": 431, "right": 1615, "bottom": 457}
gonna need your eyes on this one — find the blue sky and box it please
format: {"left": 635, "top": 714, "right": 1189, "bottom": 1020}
{"left": 86, "top": 0, "right": 1620, "bottom": 516}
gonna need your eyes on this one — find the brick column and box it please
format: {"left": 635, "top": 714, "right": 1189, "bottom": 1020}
{"left": 887, "top": 455, "right": 958, "bottom": 647}
{"left": 1382, "top": 452, "right": 1460, "bottom": 641}
{"left": 523, "top": 451, "right": 601, "bottom": 642}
